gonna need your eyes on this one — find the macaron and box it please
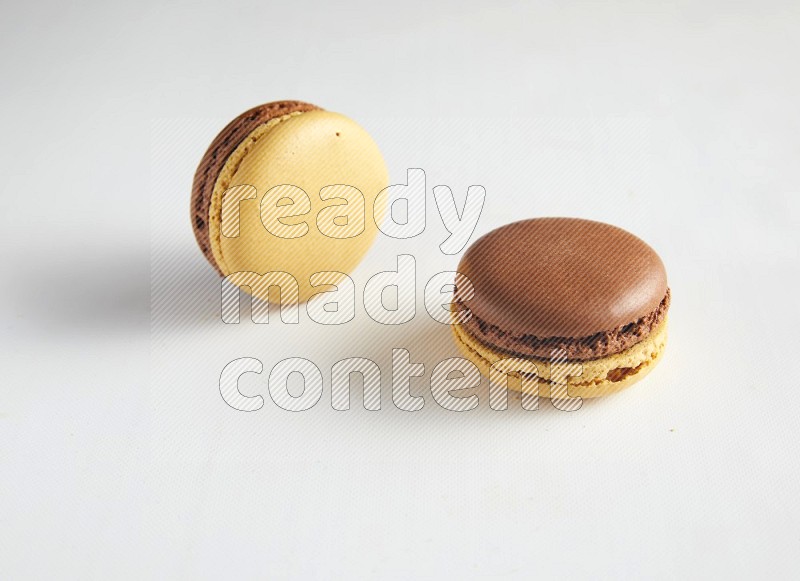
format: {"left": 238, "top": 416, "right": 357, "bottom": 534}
{"left": 452, "top": 218, "right": 670, "bottom": 398}
{"left": 191, "top": 100, "right": 388, "bottom": 303}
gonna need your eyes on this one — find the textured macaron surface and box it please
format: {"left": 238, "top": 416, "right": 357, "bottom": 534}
{"left": 456, "top": 218, "right": 669, "bottom": 360}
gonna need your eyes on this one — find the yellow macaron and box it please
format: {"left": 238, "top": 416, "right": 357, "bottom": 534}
{"left": 191, "top": 101, "right": 388, "bottom": 303}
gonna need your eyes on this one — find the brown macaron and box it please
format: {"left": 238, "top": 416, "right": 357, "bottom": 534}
{"left": 452, "top": 218, "right": 670, "bottom": 398}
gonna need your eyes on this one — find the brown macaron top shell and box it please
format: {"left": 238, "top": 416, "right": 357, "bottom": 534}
{"left": 456, "top": 218, "right": 669, "bottom": 360}
{"left": 191, "top": 100, "right": 321, "bottom": 272}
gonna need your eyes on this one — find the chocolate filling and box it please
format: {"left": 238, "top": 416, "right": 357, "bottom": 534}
{"left": 457, "top": 288, "right": 670, "bottom": 361}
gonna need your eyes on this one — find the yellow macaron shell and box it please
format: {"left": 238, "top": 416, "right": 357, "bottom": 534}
{"left": 452, "top": 317, "right": 668, "bottom": 398}
{"left": 209, "top": 110, "right": 388, "bottom": 303}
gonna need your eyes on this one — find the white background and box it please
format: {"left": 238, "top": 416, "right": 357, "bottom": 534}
{"left": 2, "top": 1, "right": 799, "bottom": 579}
